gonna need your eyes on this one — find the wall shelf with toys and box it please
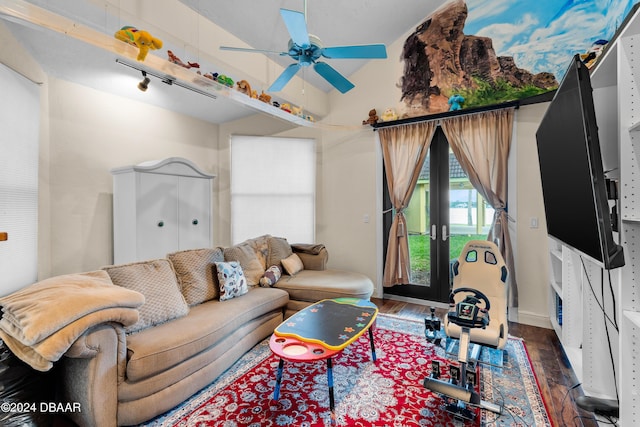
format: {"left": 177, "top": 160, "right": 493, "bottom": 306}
{"left": 117, "top": 56, "right": 317, "bottom": 128}
{"left": 0, "top": 0, "right": 318, "bottom": 128}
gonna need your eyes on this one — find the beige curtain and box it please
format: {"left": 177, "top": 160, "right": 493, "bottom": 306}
{"left": 379, "top": 121, "right": 437, "bottom": 287}
{"left": 440, "top": 108, "right": 518, "bottom": 309}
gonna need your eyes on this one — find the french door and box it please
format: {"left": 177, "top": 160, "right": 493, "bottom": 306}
{"left": 383, "top": 127, "right": 489, "bottom": 303}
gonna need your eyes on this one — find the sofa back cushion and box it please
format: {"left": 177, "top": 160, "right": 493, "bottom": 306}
{"left": 240, "top": 234, "right": 271, "bottom": 270}
{"left": 103, "top": 259, "right": 189, "bottom": 333}
{"left": 266, "top": 236, "right": 293, "bottom": 268}
{"left": 223, "top": 243, "right": 264, "bottom": 287}
{"left": 167, "top": 248, "right": 224, "bottom": 306}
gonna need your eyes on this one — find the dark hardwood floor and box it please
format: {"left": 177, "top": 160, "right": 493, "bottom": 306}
{"left": 370, "top": 297, "right": 602, "bottom": 427}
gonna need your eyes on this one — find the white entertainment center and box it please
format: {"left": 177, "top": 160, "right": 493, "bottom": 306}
{"left": 547, "top": 6, "right": 640, "bottom": 425}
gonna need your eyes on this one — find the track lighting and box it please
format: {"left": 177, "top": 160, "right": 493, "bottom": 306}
{"left": 117, "top": 59, "right": 216, "bottom": 100}
{"left": 138, "top": 71, "right": 150, "bottom": 92}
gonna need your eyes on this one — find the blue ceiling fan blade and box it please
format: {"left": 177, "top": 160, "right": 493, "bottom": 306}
{"left": 268, "top": 63, "right": 302, "bottom": 92}
{"left": 280, "top": 8, "right": 310, "bottom": 48}
{"left": 220, "top": 46, "right": 288, "bottom": 56}
{"left": 322, "top": 44, "right": 388, "bottom": 59}
{"left": 314, "top": 62, "right": 355, "bottom": 93}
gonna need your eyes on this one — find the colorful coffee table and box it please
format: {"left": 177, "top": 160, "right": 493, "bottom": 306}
{"left": 269, "top": 297, "right": 378, "bottom": 421}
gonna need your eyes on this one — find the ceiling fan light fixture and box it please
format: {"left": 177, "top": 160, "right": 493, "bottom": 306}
{"left": 138, "top": 71, "right": 150, "bottom": 92}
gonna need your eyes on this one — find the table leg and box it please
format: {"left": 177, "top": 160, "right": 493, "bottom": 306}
{"left": 368, "top": 326, "right": 377, "bottom": 361}
{"left": 273, "top": 358, "right": 284, "bottom": 400}
{"left": 327, "top": 358, "right": 336, "bottom": 424}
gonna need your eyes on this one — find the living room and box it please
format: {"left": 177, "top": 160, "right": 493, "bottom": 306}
{"left": 0, "top": 0, "right": 637, "bottom": 426}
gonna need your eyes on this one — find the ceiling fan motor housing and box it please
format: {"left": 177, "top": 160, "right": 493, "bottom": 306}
{"left": 288, "top": 34, "right": 323, "bottom": 66}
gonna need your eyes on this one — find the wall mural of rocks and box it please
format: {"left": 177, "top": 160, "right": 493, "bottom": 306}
{"left": 399, "top": 0, "right": 639, "bottom": 117}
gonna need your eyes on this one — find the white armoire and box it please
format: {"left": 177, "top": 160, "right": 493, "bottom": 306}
{"left": 111, "top": 157, "right": 215, "bottom": 264}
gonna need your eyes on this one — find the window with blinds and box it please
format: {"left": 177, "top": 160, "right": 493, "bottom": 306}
{"left": 0, "top": 63, "right": 40, "bottom": 295}
{"left": 230, "top": 135, "right": 316, "bottom": 245}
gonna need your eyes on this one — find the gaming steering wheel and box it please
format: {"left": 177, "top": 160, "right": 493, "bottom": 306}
{"left": 447, "top": 287, "right": 491, "bottom": 329}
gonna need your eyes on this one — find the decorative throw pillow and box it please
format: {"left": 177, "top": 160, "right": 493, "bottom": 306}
{"left": 223, "top": 243, "right": 265, "bottom": 287}
{"left": 167, "top": 247, "right": 224, "bottom": 306}
{"left": 281, "top": 253, "right": 304, "bottom": 276}
{"left": 214, "top": 261, "right": 249, "bottom": 301}
{"left": 103, "top": 259, "right": 189, "bottom": 334}
{"left": 259, "top": 265, "right": 282, "bottom": 287}
{"left": 267, "top": 236, "right": 293, "bottom": 268}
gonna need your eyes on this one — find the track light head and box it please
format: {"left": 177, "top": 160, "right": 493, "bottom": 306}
{"left": 117, "top": 59, "right": 216, "bottom": 100}
{"left": 138, "top": 71, "right": 150, "bottom": 92}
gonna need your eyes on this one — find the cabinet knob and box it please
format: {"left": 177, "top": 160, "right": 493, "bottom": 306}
{"left": 192, "top": 219, "right": 198, "bottom": 225}
{"left": 157, "top": 221, "right": 164, "bottom": 227}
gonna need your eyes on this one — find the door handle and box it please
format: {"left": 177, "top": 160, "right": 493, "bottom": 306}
{"left": 431, "top": 224, "right": 437, "bottom": 240}
{"left": 442, "top": 225, "right": 449, "bottom": 241}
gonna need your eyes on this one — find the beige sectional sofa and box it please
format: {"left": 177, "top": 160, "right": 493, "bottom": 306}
{"left": 50, "top": 234, "right": 373, "bottom": 426}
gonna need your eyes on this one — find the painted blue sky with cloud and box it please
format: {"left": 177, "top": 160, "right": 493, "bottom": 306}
{"left": 464, "top": 0, "right": 639, "bottom": 81}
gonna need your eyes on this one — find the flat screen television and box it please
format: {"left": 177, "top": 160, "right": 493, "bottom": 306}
{"left": 535, "top": 54, "right": 624, "bottom": 270}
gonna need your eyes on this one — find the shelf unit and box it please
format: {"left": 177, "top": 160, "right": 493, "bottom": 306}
{"left": 548, "top": 241, "right": 563, "bottom": 336}
{"left": 547, "top": 239, "right": 585, "bottom": 382}
{"left": 546, "top": 5, "right": 640, "bottom": 424}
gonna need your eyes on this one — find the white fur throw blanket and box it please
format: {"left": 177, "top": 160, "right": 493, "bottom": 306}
{"left": 0, "top": 270, "right": 144, "bottom": 371}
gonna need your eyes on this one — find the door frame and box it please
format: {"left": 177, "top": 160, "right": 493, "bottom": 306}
{"left": 382, "top": 127, "right": 451, "bottom": 303}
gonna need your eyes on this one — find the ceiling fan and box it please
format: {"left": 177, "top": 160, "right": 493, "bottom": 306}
{"left": 220, "top": 7, "right": 387, "bottom": 94}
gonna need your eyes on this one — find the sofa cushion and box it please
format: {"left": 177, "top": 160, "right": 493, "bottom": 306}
{"left": 103, "top": 259, "right": 189, "bottom": 334}
{"left": 281, "top": 253, "right": 304, "bottom": 275}
{"left": 241, "top": 234, "right": 271, "bottom": 270}
{"left": 214, "top": 261, "right": 249, "bottom": 301}
{"left": 167, "top": 248, "right": 224, "bottom": 306}
{"left": 267, "top": 236, "right": 293, "bottom": 268}
{"left": 223, "top": 243, "right": 264, "bottom": 287}
{"left": 124, "top": 287, "right": 289, "bottom": 381}
{"left": 296, "top": 248, "right": 329, "bottom": 270}
{"left": 275, "top": 269, "right": 374, "bottom": 302}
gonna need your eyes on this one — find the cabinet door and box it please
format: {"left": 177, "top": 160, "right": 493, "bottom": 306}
{"left": 136, "top": 173, "right": 179, "bottom": 260}
{"left": 178, "top": 176, "right": 212, "bottom": 250}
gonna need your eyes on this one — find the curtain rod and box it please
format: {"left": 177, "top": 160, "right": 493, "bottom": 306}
{"left": 372, "top": 91, "right": 555, "bottom": 130}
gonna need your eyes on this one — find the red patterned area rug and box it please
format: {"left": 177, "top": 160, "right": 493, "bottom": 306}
{"left": 140, "top": 314, "right": 552, "bottom": 426}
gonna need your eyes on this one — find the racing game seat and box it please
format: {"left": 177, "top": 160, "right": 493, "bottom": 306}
{"left": 444, "top": 240, "right": 508, "bottom": 350}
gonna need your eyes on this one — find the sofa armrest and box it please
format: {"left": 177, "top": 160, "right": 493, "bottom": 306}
{"left": 58, "top": 323, "right": 127, "bottom": 427}
{"left": 296, "top": 248, "right": 329, "bottom": 270}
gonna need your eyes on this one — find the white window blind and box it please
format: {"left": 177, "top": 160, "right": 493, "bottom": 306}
{"left": 230, "top": 135, "right": 315, "bottom": 244}
{"left": 0, "top": 63, "right": 40, "bottom": 296}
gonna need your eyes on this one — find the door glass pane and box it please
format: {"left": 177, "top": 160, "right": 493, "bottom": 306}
{"left": 406, "top": 153, "right": 430, "bottom": 286}
{"left": 449, "top": 150, "right": 488, "bottom": 261}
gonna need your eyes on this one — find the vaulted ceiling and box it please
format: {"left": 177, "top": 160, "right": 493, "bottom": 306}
{"left": 177, "top": 0, "right": 446, "bottom": 93}
{"left": 1, "top": 0, "right": 446, "bottom": 125}
{"left": 2, "top": 0, "right": 635, "bottom": 125}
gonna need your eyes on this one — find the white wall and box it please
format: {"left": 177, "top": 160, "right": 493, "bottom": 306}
{"left": 46, "top": 78, "right": 220, "bottom": 275}
{"left": 514, "top": 102, "right": 552, "bottom": 328}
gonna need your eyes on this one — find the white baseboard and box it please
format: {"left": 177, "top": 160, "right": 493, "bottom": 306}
{"left": 516, "top": 309, "right": 552, "bottom": 329}
{"left": 379, "top": 295, "right": 554, "bottom": 330}
{"left": 381, "top": 293, "right": 450, "bottom": 310}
